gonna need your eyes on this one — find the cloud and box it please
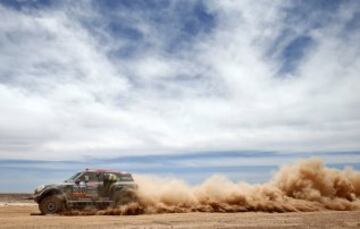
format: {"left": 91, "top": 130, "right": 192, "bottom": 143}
{"left": 0, "top": 0, "right": 359, "bottom": 160}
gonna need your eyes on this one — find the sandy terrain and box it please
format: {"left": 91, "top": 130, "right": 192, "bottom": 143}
{"left": 1, "top": 193, "right": 360, "bottom": 228}
{"left": 0, "top": 193, "right": 33, "bottom": 203}
{"left": 0, "top": 204, "right": 359, "bottom": 229}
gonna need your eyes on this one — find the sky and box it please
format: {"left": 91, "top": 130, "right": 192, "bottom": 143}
{"left": 0, "top": 0, "right": 360, "bottom": 191}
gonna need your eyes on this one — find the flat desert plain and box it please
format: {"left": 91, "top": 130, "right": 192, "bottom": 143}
{"left": 1, "top": 203, "right": 360, "bottom": 228}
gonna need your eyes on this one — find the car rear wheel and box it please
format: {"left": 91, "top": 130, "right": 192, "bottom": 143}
{"left": 39, "top": 195, "right": 64, "bottom": 214}
{"left": 113, "top": 188, "right": 138, "bottom": 207}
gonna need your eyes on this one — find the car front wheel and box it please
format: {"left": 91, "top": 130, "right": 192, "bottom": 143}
{"left": 39, "top": 195, "right": 64, "bottom": 214}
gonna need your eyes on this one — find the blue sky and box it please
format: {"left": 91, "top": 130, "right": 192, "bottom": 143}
{"left": 0, "top": 0, "right": 360, "bottom": 191}
{"left": 2, "top": 151, "right": 360, "bottom": 191}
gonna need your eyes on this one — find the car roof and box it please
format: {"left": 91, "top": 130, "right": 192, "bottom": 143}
{"left": 84, "top": 168, "right": 131, "bottom": 175}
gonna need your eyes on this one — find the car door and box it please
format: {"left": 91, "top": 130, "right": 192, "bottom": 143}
{"left": 81, "top": 172, "right": 100, "bottom": 200}
{"left": 70, "top": 172, "right": 99, "bottom": 201}
{"left": 69, "top": 172, "right": 87, "bottom": 200}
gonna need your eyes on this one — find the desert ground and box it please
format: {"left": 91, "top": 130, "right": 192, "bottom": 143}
{"left": 0, "top": 194, "right": 359, "bottom": 229}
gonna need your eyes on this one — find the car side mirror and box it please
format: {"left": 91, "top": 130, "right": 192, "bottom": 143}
{"left": 75, "top": 179, "right": 80, "bottom": 185}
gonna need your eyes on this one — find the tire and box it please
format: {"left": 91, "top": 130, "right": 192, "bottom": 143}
{"left": 113, "top": 188, "right": 138, "bottom": 207}
{"left": 39, "top": 195, "right": 64, "bottom": 215}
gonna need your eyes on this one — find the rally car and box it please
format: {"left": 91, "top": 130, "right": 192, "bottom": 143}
{"left": 32, "top": 169, "right": 138, "bottom": 214}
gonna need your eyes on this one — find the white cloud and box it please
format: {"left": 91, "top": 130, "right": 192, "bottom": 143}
{"left": 0, "top": 1, "right": 359, "bottom": 160}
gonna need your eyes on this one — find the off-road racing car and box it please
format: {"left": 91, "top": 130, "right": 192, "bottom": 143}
{"left": 32, "top": 169, "right": 138, "bottom": 214}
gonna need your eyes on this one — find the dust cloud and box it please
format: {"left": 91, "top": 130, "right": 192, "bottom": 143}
{"left": 66, "top": 158, "right": 360, "bottom": 215}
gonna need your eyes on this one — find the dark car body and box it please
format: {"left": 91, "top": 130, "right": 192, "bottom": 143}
{"left": 33, "top": 169, "right": 137, "bottom": 214}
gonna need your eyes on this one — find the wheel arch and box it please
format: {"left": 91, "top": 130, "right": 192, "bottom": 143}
{"left": 37, "top": 188, "right": 67, "bottom": 204}
{"left": 110, "top": 185, "right": 125, "bottom": 198}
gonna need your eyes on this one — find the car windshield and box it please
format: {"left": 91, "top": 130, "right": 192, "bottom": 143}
{"left": 66, "top": 172, "right": 81, "bottom": 181}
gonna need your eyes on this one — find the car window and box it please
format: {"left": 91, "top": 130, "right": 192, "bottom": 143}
{"left": 68, "top": 172, "right": 81, "bottom": 180}
{"left": 103, "top": 173, "right": 119, "bottom": 181}
{"left": 79, "top": 172, "right": 98, "bottom": 182}
{"left": 118, "top": 174, "right": 134, "bottom": 181}
{"left": 96, "top": 172, "right": 134, "bottom": 182}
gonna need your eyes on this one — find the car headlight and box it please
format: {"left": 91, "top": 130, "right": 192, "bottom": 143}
{"left": 35, "top": 185, "right": 45, "bottom": 193}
